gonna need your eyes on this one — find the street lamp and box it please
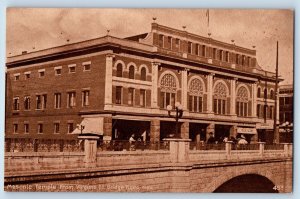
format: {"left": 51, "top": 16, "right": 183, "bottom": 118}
{"left": 167, "top": 102, "right": 183, "bottom": 138}
{"left": 76, "top": 124, "right": 85, "bottom": 135}
{"left": 282, "top": 121, "right": 290, "bottom": 143}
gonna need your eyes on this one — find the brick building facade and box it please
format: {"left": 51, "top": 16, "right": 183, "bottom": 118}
{"left": 5, "top": 23, "right": 281, "bottom": 144}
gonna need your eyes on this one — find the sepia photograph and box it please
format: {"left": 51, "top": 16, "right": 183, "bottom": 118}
{"left": 4, "top": 8, "right": 293, "bottom": 193}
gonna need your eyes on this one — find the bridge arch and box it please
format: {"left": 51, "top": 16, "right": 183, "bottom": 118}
{"left": 213, "top": 174, "right": 277, "bottom": 193}
{"left": 203, "top": 169, "right": 279, "bottom": 193}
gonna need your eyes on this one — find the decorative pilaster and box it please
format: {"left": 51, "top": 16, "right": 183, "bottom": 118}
{"left": 230, "top": 78, "right": 237, "bottom": 115}
{"left": 151, "top": 62, "right": 160, "bottom": 108}
{"left": 104, "top": 54, "right": 114, "bottom": 107}
{"left": 181, "top": 69, "right": 188, "bottom": 110}
{"left": 252, "top": 82, "right": 258, "bottom": 117}
{"left": 207, "top": 73, "right": 214, "bottom": 113}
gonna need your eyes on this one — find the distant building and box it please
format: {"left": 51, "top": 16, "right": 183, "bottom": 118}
{"left": 5, "top": 22, "right": 282, "bottom": 145}
{"left": 279, "top": 84, "right": 293, "bottom": 143}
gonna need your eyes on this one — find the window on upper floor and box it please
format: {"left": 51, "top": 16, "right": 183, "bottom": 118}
{"left": 195, "top": 44, "right": 199, "bottom": 55}
{"left": 213, "top": 82, "right": 227, "bottom": 115}
{"left": 264, "top": 88, "right": 268, "bottom": 99}
{"left": 236, "top": 86, "right": 249, "bottom": 117}
{"left": 13, "top": 97, "right": 20, "bottom": 111}
{"left": 14, "top": 74, "right": 20, "bottom": 81}
{"left": 83, "top": 61, "right": 91, "bottom": 71}
{"left": 225, "top": 51, "right": 229, "bottom": 62}
{"left": 67, "top": 123, "right": 74, "bottom": 134}
{"left": 116, "top": 63, "right": 123, "bottom": 77}
{"left": 116, "top": 86, "right": 122, "bottom": 104}
{"left": 67, "top": 92, "right": 76, "bottom": 108}
{"left": 188, "top": 78, "right": 204, "bottom": 113}
{"left": 167, "top": 36, "right": 172, "bottom": 49}
{"left": 140, "top": 67, "right": 146, "bottom": 81}
{"left": 247, "top": 57, "right": 251, "bottom": 67}
{"left": 160, "top": 74, "right": 177, "bottom": 109}
{"left": 54, "top": 123, "right": 60, "bottom": 134}
{"left": 36, "top": 94, "right": 47, "bottom": 110}
{"left": 269, "top": 106, "right": 273, "bottom": 119}
{"left": 202, "top": 45, "right": 206, "bottom": 57}
{"left": 128, "top": 88, "right": 134, "bottom": 106}
{"left": 37, "top": 123, "right": 43, "bottom": 134}
{"left": 158, "top": 34, "right": 164, "bottom": 47}
{"left": 257, "top": 104, "right": 261, "bottom": 118}
{"left": 263, "top": 105, "right": 268, "bottom": 120}
{"left": 236, "top": 54, "right": 239, "bottom": 64}
{"left": 140, "top": 89, "right": 146, "bottom": 107}
{"left": 24, "top": 96, "right": 31, "bottom": 110}
{"left": 219, "top": 50, "right": 223, "bottom": 61}
{"left": 188, "top": 42, "right": 192, "bottom": 54}
{"left": 213, "top": 48, "right": 217, "bottom": 59}
{"left": 270, "top": 90, "right": 274, "bottom": 100}
{"left": 13, "top": 124, "right": 18, "bottom": 134}
{"left": 54, "top": 93, "right": 61, "bottom": 109}
{"left": 82, "top": 90, "right": 90, "bottom": 107}
{"left": 55, "top": 67, "right": 62, "bottom": 76}
{"left": 24, "top": 72, "right": 31, "bottom": 80}
{"left": 129, "top": 65, "right": 135, "bottom": 79}
{"left": 24, "top": 123, "right": 29, "bottom": 134}
{"left": 69, "top": 65, "right": 76, "bottom": 73}
{"left": 257, "top": 87, "right": 261, "bottom": 98}
{"left": 38, "top": 70, "right": 45, "bottom": 78}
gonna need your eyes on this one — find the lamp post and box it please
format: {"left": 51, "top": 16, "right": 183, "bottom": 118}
{"left": 167, "top": 102, "right": 183, "bottom": 138}
{"left": 76, "top": 124, "right": 85, "bottom": 135}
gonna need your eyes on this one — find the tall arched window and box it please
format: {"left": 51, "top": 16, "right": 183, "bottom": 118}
{"left": 160, "top": 73, "right": 177, "bottom": 109}
{"left": 270, "top": 90, "right": 274, "bottom": 99}
{"left": 264, "top": 88, "right": 268, "bottom": 99}
{"left": 189, "top": 78, "right": 204, "bottom": 113}
{"left": 257, "top": 87, "right": 261, "bottom": 98}
{"left": 213, "top": 82, "right": 227, "bottom": 115}
{"left": 236, "top": 86, "right": 249, "bottom": 117}
{"left": 129, "top": 65, "right": 135, "bottom": 79}
{"left": 140, "top": 67, "right": 146, "bottom": 81}
{"left": 116, "top": 63, "right": 123, "bottom": 77}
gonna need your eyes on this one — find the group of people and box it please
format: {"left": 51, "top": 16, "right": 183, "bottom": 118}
{"left": 206, "top": 133, "right": 248, "bottom": 145}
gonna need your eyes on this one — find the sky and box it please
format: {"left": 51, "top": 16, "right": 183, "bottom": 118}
{"left": 6, "top": 8, "right": 294, "bottom": 84}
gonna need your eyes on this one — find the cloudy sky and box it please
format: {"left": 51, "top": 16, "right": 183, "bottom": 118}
{"left": 6, "top": 8, "right": 293, "bottom": 84}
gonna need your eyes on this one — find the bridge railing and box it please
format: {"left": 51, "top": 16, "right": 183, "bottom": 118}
{"left": 5, "top": 138, "right": 84, "bottom": 153}
{"left": 97, "top": 140, "right": 169, "bottom": 151}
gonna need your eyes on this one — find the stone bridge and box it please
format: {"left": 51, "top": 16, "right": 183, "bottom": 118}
{"left": 4, "top": 139, "right": 293, "bottom": 193}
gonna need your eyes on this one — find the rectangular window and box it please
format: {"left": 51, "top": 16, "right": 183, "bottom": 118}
{"left": 116, "top": 86, "right": 122, "bottom": 104}
{"left": 55, "top": 68, "right": 62, "bottom": 75}
{"left": 38, "top": 69, "right": 45, "bottom": 78}
{"left": 24, "top": 123, "right": 29, "bottom": 134}
{"left": 38, "top": 123, "right": 43, "bottom": 134}
{"left": 175, "top": 38, "right": 180, "bottom": 48}
{"left": 54, "top": 93, "right": 61, "bottom": 109}
{"left": 171, "top": 93, "right": 175, "bottom": 108}
{"left": 236, "top": 102, "right": 240, "bottom": 116}
{"left": 140, "top": 89, "right": 146, "bottom": 107}
{"left": 198, "top": 97, "right": 203, "bottom": 112}
{"left": 167, "top": 36, "right": 172, "bottom": 49}
{"left": 188, "top": 42, "right": 192, "bottom": 54}
{"left": 83, "top": 61, "right": 91, "bottom": 71}
{"left": 160, "top": 92, "right": 165, "bottom": 108}
{"left": 244, "top": 102, "right": 248, "bottom": 117}
{"left": 160, "top": 92, "right": 175, "bottom": 109}
{"left": 67, "top": 123, "right": 74, "bottom": 134}
{"left": 193, "top": 96, "right": 197, "bottom": 112}
{"left": 67, "top": 92, "right": 76, "bottom": 108}
{"left": 236, "top": 54, "right": 239, "bottom": 64}
{"left": 13, "top": 97, "right": 20, "bottom": 111}
{"left": 42, "top": 94, "right": 47, "bottom": 109}
{"left": 13, "top": 124, "right": 18, "bottom": 134}
{"left": 128, "top": 88, "right": 134, "bottom": 106}
{"left": 158, "top": 34, "right": 164, "bottom": 47}
{"left": 24, "top": 72, "right": 31, "bottom": 80}
{"left": 24, "top": 96, "right": 31, "bottom": 110}
{"left": 213, "top": 48, "right": 217, "bottom": 59}
{"left": 68, "top": 64, "right": 76, "bottom": 73}
{"left": 213, "top": 99, "right": 218, "bottom": 113}
{"left": 54, "top": 123, "right": 60, "bottom": 134}
{"left": 222, "top": 100, "right": 226, "bottom": 115}
{"left": 202, "top": 45, "right": 206, "bottom": 57}
{"left": 189, "top": 95, "right": 193, "bottom": 111}
{"left": 36, "top": 94, "right": 47, "bottom": 110}
{"left": 257, "top": 104, "right": 261, "bottom": 117}
{"left": 226, "top": 52, "right": 229, "bottom": 62}
{"left": 219, "top": 50, "right": 223, "bottom": 61}
{"left": 14, "top": 74, "right": 20, "bottom": 81}
{"left": 195, "top": 44, "right": 199, "bottom": 55}
{"left": 166, "top": 93, "right": 170, "bottom": 107}
{"left": 82, "top": 90, "right": 90, "bottom": 106}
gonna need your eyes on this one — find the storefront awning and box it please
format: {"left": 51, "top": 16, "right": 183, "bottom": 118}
{"left": 72, "top": 117, "right": 104, "bottom": 135}
{"left": 237, "top": 128, "right": 257, "bottom": 135}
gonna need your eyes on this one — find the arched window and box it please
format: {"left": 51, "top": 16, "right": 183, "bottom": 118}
{"left": 257, "top": 87, "right": 261, "bottom": 98}
{"left": 129, "top": 65, "right": 135, "bottom": 79}
{"left": 236, "top": 86, "right": 249, "bottom": 117}
{"left": 264, "top": 88, "right": 268, "bottom": 99}
{"left": 116, "top": 63, "right": 123, "bottom": 77}
{"left": 213, "top": 82, "right": 227, "bottom": 115}
{"left": 160, "top": 73, "right": 177, "bottom": 109}
{"left": 140, "top": 67, "right": 146, "bottom": 81}
{"left": 270, "top": 90, "right": 274, "bottom": 100}
{"left": 188, "top": 78, "right": 204, "bottom": 113}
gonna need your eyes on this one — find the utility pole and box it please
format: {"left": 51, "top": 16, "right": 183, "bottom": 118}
{"left": 273, "top": 41, "right": 279, "bottom": 143}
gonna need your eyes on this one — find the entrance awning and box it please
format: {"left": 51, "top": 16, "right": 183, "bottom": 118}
{"left": 237, "top": 128, "right": 257, "bottom": 135}
{"left": 72, "top": 117, "right": 104, "bottom": 135}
